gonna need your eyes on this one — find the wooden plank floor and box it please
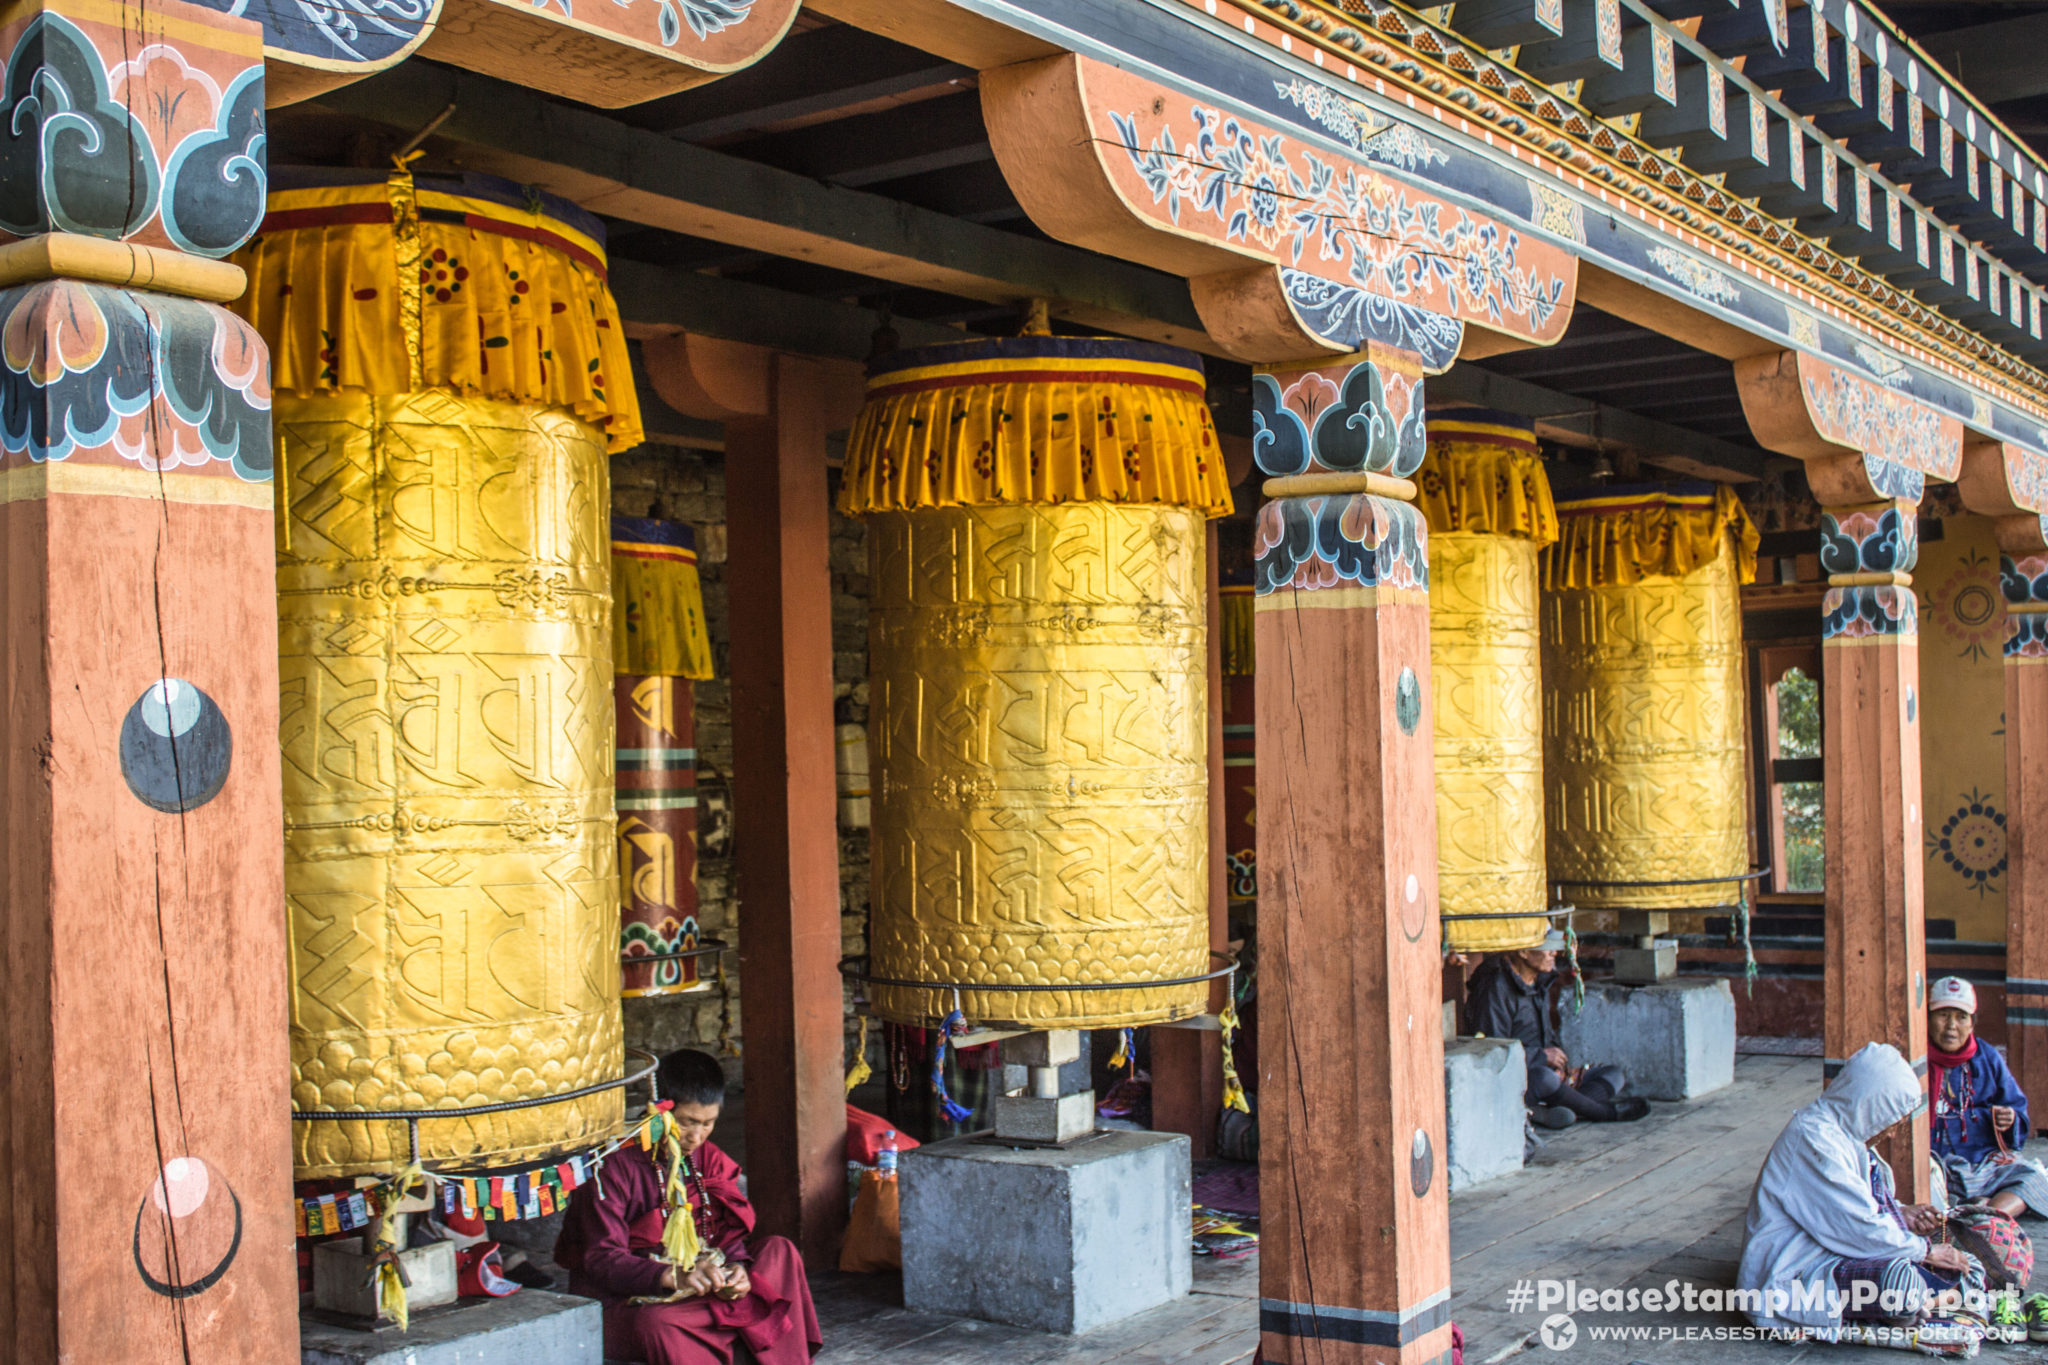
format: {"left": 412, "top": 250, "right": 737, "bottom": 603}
{"left": 812, "top": 1055, "right": 2048, "bottom": 1363}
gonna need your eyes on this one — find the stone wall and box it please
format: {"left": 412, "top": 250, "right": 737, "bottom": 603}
{"left": 611, "top": 442, "right": 872, "bottom": 1086}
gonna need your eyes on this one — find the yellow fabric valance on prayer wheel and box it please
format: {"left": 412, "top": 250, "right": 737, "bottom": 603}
{"left": 249, "top": 169, "right": 627, "bottom": 1178}
{"left": 837, "top": 336, "right": 1233, "bottom": 517}
{"left": 1420, "top": 411, "right": 1557, "bottom": 953}
{"left": 1541, "top": 482, "right": 1757, "bottom": 911}
{"left": 845, "top": 337, "right": 1227, "bottom": 1028}
{"left": 611, "top": 516, "right": 714, "bottom": 681}
{"left": 232, "top": 167, "right": 643, "bottom": 452}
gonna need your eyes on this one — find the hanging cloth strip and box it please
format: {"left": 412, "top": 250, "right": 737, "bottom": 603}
{"left": 930, "top": 999, "right": 973, "bottom": 1124}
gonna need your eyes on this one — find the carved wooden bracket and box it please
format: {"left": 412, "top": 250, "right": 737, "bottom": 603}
{"left": 981, "top": 52, "right": 1578, "bottom": 368}
{"left": 641, "top": 331, "right": 864, "bottom": 426}
{"left": 1734, "top": 348, "right": 1963, "bottom": 506}
{"left": 1958, "top": 440, "right": 2048, "bottom": 555}
{"left": 241, "top": 0, "right": 800, "bottom": 108}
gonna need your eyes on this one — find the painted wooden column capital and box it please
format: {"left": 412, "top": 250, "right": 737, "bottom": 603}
{"left": 981, "top": 52, "right": 1577, "bottom": 363}
{"left": 0, "top": 0, "right": 297, "bottom": 1357}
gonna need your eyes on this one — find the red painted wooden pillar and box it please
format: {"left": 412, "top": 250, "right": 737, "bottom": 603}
{"left": 1153, "top": 523, "right": 1228, "bottom": 1156}
{"left": 1819, "top": 499, "right": 1929, "bottom": 1197}
{"left": 724, "top": 353, "right": 850, "bottom": 1267}
{"left": 2003, "top": 550, "right": 2048, "bottom": 1097}
{"left": 640, "top": 336, "right": 861, "bottom": 1265}
{"left": 0, "top": 1, "right": 296, "bottom": 1358}
{"left": 1254, "top": 345, "right": 1450, "bottom": 1365}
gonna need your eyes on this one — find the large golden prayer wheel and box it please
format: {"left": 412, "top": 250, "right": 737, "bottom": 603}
{"left": 1541, "top": 482, "right": 1758, "bottom": 911}
{"left": 1417, "top": 411, "right": 1557, "bottom": 952}
{"left": 235, "top": 169, "right": 644, "bottom": 1176}
{"left": 840, "top": 336, "right": 1234, "bottom": 1028}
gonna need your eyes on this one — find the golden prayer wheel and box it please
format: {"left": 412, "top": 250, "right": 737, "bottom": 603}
{"left": 235, "top": 169, "right": 644, "bottom": 1176}
{"left": 1541, "top": 482, "right": 1759, "bottom": 911}
{"left": 840, "top": 336, "right": 1234, "bottom": 1028}
{"left": 1417, "top": 411, "right": 1557, "bottom": 952}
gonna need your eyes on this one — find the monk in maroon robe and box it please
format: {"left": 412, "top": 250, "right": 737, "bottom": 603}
{"left": 556, "top": 1051, "right": 822, "bottom": 1365}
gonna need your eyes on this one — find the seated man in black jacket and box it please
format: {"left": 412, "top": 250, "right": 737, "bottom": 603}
{"left": 1464, "top": 932, "right": 1650, "bottom": 1129}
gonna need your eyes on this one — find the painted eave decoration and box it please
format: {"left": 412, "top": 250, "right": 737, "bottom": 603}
{"left": 961, "top": 0, "right": 2048, "bottom": 501}
{"left": 984, "top": 52, "right": 1578, "bottom": 366}
{"left": 182, "top": 0, "right": 799, "bottom": 107}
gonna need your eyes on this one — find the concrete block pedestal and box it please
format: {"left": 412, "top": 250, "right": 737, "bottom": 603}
{"left": 901, "top": 1129, "right": 1192, "bottom": 1334}
{"left": 300, "top": 1289, "right": 602, "bottom": 1365}
{"left": 1445, "top": 1036, "right": 1526, "bottom": 1191}
{"left": 1560, "top": 977, "right": 1736, "bottom": 1101}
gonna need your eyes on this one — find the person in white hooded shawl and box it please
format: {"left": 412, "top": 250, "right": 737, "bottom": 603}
{"left": 1738, "top": 1042, "right": 1974, "bottom": 1335}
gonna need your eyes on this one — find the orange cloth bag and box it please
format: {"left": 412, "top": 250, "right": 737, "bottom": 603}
{"left": 838, "top": 1171, "right": 902, "bottom": 1273}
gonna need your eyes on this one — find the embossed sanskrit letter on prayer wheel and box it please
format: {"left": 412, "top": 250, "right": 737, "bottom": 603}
{"left": 237, "top": 169, "right": 645, "bottom": 1176}
{"left": 839, "top": 336, "right": 1236, "bottom": 1028}
{"left": 1540, "top": 482, "right": 1759, "bottom": 911}
{"left": 1417, "top": 411, "right": 1558, "bottom": 953}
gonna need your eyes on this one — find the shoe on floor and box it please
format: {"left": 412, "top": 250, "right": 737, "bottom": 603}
{"left": 1606, "top": 1097, "right": 1651, "bottom": 1122}
{"left": 2022, "top": 1293, "right": 2048, "bottom": 1341}
{"left": 1530, "top": 1105, "right": 1577, "bottom": 1130}
{"left": 1990, "top": 1293, "right": 2027, "bottom": 1343}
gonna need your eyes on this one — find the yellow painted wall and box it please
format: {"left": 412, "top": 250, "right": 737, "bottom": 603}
{"left": 1916, "top": 516, "right": 2009, "bottom": 941}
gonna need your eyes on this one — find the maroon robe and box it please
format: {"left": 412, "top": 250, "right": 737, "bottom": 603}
{"left": 555, "top": 1142, "right": 822, "bottom": 1365}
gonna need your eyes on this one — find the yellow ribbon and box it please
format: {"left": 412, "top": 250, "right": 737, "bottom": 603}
{"left": 371, "top": 1160, "right": 426, "bottom": 1331}
{"left": 1219, "top": 1004, "right": 1252, "bottom": 1115}
{"left": 658, "top": 1126, "right": 703, "bottom": 1274}
{"left": 386, "top": 151, "right": 426, "bottom": 392}
{"left": 845, "top": 1015, "right": 873, "bottom": 1096}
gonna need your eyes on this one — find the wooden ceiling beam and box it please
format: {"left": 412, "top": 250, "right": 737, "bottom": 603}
{"left": 310, "top": 62, "right": 1216, "bottom": 354}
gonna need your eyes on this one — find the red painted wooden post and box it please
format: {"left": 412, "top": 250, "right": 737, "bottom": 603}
{"left": 721, "top": 352, "right": 852, "bottom": 1268}
{"left": 0, "top": 2, "right": 296, "bottom": 1358}
{"left": 1818, "top": 499, "right": 1930, "bottom": 1197}
{"left": 2003, "top": 551, "right": 2048, "bottom": 1097}
{"left": 1254, "top": 345, "right": 1451, "bottom": 1365}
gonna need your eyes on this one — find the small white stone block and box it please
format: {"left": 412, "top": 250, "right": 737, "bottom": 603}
{"left": 1613, "top": 941, "right": 1679, "bottom": 985}
{"left": 994, "top": 1089, "right": 1095, "bottom": 1143}
{"left": 312, "top": 1238, "right": 457, "bottom": 1321}
{"left": 1444, "top": 1036, "right": 1526, "bottom": 1192}
{"left": 1559, "top": 977, "right": 1736, "bottom": 1101}
{"left": 1002, "top": 1029, "right": 1081, "bottom": 1068}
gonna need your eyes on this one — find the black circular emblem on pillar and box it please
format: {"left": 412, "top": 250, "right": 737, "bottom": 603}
{"left": 119, "top": 679, "right": 232, "bottom": 813}
{"left": 133, "top": 1158, "right": 242, "bottom": 1299}
{"left": 1395, "top": 667, "right": 1422, "bottom": 736}
{"left": 1410, "top": 1127, "right": 1434, "bottom": 1197}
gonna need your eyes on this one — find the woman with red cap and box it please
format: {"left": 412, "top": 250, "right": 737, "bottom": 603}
{"left": 1927, "top": 975, "right": 2048, "bottom": 1220}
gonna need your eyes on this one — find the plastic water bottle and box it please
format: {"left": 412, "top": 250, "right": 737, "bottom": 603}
{"left": 877, "top": 1130, "right": 898, "bottom": 1178}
